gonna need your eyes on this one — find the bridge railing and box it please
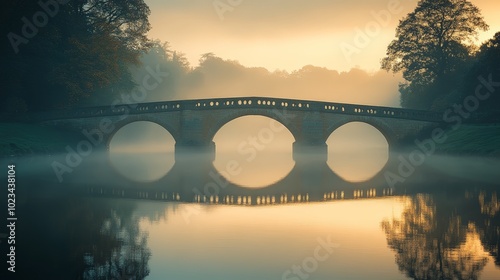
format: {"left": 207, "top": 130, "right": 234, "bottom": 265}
{"left": 184, "top": 97, "right": 445, "bottom": 122}
{"left": 24, "top": 96, "right": 447, "bottom": 123}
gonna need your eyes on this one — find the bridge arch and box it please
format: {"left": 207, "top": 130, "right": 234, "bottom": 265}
{"left": 206, "top": 109, "right": 300, "bottom": 143}
{"left": 105, "top": 118, "right": 180, "bottom": 150}
{"left": 324, "top": 116, "right": 398, "bottom": 150}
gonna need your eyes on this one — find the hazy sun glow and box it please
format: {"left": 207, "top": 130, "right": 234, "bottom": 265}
{"left": 145, "top": 0, "right": 500, "bottom": 72}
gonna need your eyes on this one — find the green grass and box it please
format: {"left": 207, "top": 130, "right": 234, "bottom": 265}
{"left": 434, "top": 124, "right": 500, "bottom": 156}
{"left": 0, "top": 122, "right": 79, "bottom": 156}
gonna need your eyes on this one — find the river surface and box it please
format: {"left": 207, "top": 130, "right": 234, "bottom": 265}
{"left": 2, "top": 147, "right": 500, "bottom": 280}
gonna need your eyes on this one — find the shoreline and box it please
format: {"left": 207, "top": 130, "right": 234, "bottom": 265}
{"left": 2, "top": 122, "right": 500, "bottom": 158}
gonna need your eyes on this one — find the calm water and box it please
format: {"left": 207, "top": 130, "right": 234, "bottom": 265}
{"left": 2, "top": 149, "right": 500, "bottom": 280}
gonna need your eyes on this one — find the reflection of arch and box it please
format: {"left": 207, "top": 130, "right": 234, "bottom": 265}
{"left": 325, "top": 120, "right": 391, "bottom": 182}
{"left": 325, "top": 118, "right": 397, "bottom": 150}
{"left": 106, "top": 119, "right": 179, "bottom": 150}
{"left": 207, "top": 109, "right": 299, "bottom": 142}
{"left": 98, "top": 148, "right": 397, "bottom": 193}
{"left": 86, "top": 156, "right": 397, "bottom": 205}
{"left": 187, "top": 156, "right": 391, "bottom": 192}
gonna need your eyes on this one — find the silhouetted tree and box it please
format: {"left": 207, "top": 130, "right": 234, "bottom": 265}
{"left": 460, "top": 31, "right": 500, "bottom": 114}
{"left": 0, "top": 0, "right": 152, "bottom": 112}
{"left": 381, "top": 0, "right": 488, "bottom": 110}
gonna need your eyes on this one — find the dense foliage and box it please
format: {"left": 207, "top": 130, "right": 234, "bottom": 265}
{"left": 382, "top": 0, "right": 499, "bottom": 113}
{"left": 0, "top": 0, "right": 152, "bottom": 112}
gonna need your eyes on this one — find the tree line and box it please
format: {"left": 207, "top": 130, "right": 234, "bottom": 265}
{"left": 1, "top": 0, "right": 498, "bottom": 115}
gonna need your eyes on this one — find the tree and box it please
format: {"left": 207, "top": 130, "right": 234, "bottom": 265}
{"left": 381, "top": 0, "right": 488, "bottom": 110}
{"left": 128, "top": 40, "right": 191, "bottom": 101}
{"left": 0, "top": 0, "right": 152, "bottom": 112}
{"left": 460, "top": 31, "right": 500, "bottom": 114}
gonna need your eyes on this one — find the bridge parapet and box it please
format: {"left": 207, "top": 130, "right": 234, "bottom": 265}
{"left": 28, "top": 96, "right": 445, "bottom": 123}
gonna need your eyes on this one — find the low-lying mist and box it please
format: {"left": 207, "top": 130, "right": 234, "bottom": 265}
{"left": 126, "top": 45, "right": 402, "bottom": 107}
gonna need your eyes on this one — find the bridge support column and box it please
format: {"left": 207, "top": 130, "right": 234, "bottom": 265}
{"left": 292, "top": 142, "right": 328, "bottom": 162}
{"left": 175, "top": 141, "right": 216, "bottom": 162}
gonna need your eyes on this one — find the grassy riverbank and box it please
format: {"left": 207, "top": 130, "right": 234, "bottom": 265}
{"left": 0, "top": 122, "right": 80, "bottom": 156}
{"left": 434, "top": 125, "right": 500, "bottom": 156}
{"left": 407, "top": 124, "right": 500, "bottom": 157}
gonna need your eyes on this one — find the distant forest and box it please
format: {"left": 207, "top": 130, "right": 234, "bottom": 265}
{"left": 1, "top": 0, "right": 499, "bottom": 114}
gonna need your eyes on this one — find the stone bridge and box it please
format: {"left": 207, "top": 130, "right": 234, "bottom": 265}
{"left": 33, "top": 96, "right": 445, "bottom": 160}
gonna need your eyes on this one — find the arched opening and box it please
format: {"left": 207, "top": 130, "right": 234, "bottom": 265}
{"left": 213, "top": 115, "right": 295, "bottom": 188}
{"left": 109, "top": 121, "right": 175, "bottom": 182}
{"left": 326, "top": 122, "right": 389, "bottom": 182}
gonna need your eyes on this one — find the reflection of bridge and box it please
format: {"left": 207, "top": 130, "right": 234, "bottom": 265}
{"left": 35, "top": 97, "right": 445, "bottom": 160}
{"left": 74, "top": 148, "right": 485, "bottom": 206}
{"left": 77, "top": 152, "right": 500, "bottom": 206}
{"left": 80, "top": 155, "right": 398, "bottom": 205}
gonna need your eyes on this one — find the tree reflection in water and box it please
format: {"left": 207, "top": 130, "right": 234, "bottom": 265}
{"left": 381, "top": 191, "right": 500, "bottom": 280}
{"left": 17, "top": 196, "right": 151, "bottom": 279}
{"left": 81, "top": 201, "right": 151, "bottom": 279}
{"left": 476, "top": 191, "right": 500, "bottom": 266}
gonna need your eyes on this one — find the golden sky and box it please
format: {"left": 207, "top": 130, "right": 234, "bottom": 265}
{"left": 145, "top": 0, "right": 500, "bottom": 72}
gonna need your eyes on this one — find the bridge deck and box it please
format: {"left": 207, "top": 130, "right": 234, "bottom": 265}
{"left": 28, "top": 96, "right": 446, "bottom": 123}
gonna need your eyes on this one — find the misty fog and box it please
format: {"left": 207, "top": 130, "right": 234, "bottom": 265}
{"left": 128, "top": 47, "right": 403, "bottom": 107}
